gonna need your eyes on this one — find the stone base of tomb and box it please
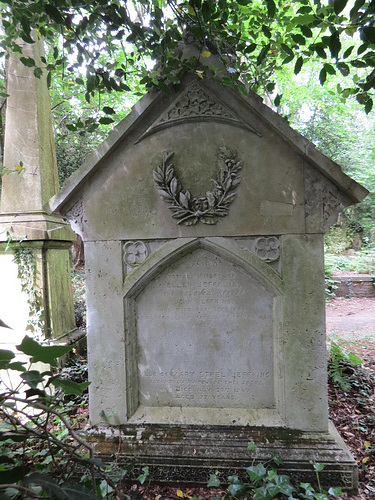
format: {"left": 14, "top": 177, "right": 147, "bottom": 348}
{"left": 87, "top": 422, "right": 357, "bottom": 492}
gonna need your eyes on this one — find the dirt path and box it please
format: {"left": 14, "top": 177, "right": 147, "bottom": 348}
{"left": 326, "top": 297, "right": 375, "bottom": 338}
{"left": 326, "top": 297, "right": 375, "bottom": 363}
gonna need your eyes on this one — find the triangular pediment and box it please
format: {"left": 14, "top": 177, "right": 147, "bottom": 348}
{"left": 47, "top": 73, "right": 368, "bottom": 220}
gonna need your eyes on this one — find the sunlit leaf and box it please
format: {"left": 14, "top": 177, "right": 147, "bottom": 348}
{"left": 51, "top": 378, "right": 90, "bottom": 396}
{"left": 21, "top": 370, "right": 44, "bottom": 389}
{"left": 16, "top": 336, "right": 72, "bottom": 366}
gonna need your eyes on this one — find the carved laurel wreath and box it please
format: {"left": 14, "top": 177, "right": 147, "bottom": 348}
{"left": 153, "top": 147, "right": 242, "bottom": 226}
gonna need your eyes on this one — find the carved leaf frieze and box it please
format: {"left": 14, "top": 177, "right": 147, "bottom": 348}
{"left": 322, "top": 188, "right": 343, "bottom": 228}
{"left": 64, "top": 200, "right": 83, "bottom": 225}
{"left": 158, "top": 81, "right": 235, "bottom": 123}
{"left": 136, "top": 82, "right": 261, "bottom": 142}
{"left": 153, "top": 147, "right": 242, "bottom": 226}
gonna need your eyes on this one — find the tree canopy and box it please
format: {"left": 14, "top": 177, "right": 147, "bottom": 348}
{"left": 1, "top": 0, "right": 375, "bottom": 119}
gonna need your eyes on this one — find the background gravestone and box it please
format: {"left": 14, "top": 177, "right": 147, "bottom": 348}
{"left": 49, "top": 66, "right": 368, "bottom": 490}
{"left": 0, "top": 35, "right": 76, "bottom": 350}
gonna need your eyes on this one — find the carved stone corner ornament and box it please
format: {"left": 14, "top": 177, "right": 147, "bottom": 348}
{"left": 153, "top": 147, "right": 242, "bottom": 226}
{"left": 64, "top": 200, "right": 83, "bottom": 226}
{"left": 124, "top": 241, "right": 150, "bottom": 267}
{"left": 254, "top": 237, "right": 280, "bottom": 262}
{"left": 322, "top": 188, "right": 343, "bottom": 228}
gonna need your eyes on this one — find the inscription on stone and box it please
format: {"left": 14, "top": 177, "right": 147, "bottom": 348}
{"left": 136, "top": 248, "right": 275, "bottom": 408}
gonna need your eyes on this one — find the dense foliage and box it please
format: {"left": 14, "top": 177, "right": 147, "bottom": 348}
{"left": 1, "top": 0, "right": 375, "bottom": 118}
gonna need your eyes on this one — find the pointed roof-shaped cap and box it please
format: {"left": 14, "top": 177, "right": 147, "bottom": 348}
{"left": 47, "top": 73, "right": 368, "bottom": 240}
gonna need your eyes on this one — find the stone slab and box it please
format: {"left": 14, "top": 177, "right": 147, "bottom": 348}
{"left": 88, "top": 422, "right": 357, "bottom": 492}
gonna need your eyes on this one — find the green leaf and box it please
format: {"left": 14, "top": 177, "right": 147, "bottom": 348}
{"left": 337, "top": 62, "right": 350, "bottom": 76}
{"left": 45, "top": 4, "right": 65, "bottom": 23}
{"left": 25, "top": 388, "right": 46, "bottom": 398}
{"left": 228, "top": 476, "right": 246, "bottom": 497}
{"left": 138, "top": 466, "right": 149, "bottom": 485}
{"left": 257, "top": 44, "right": 271, "bottom": 65}
{"left": 61, "top": 483, "right": 99, "bottom": 499}
{"left": 86, "top": 74, "right": 97, "bottom": 93}
{"left": 20, "top": 57, "right": 35, "bottom": 67}
{"left": 16, "top": 336, "right": 72, "bottom": 366}
{"left": 328, "top": 487, "right": 342, "bottom": 497}
{"left": 207, "top": 473, "right": 221, "bottom": 487}
{"left": 274, "top": 93, "right": 282, "bottom": 107}
{"left": 270, "top": 450, "right": 283, "bottom": 466}
{"left": 361, "top": 26, "right": 375, "bottom": 44}
{"left": 34, "top": 67, "right": 43, "bottom": 79}
{"left": 246, "top": 463, "right": 267, "bottom": 481}
{"left": 248, "top": 440, "right": 257, "bottom": 451}
{"left": 253, "top": 487, "right": 268, "bottom": 500}
{"left": 300, "top": 25, "right": 313, "bottom": 38}
{"left": 328, "top": 32, "right": 341, "bottom": 60}
{"left": 0, "top": 350, "right": 15, "bottom": 369}
{"left": 8, "top": 361, "right": 27, "bottom": 371}
{"left": 290, "top": 14, "right": 316, "bottom": 27}
{"left": 47, "top": 71, "right": 52, "bottom": 88}
{"left": 292, "top": 34, "right": 306, "bottom": 45}
{"left": 312, "top": 462, "right": 325, "bottom": 471}
{"left": 343, "top": 46, "right": 354, "bottom": 58}
{"left": 0, "top": 318, "right": 12, "bottom": 329}
{"left": 294, "top": 56, "right": 303, "bottom": 75}
{"left": 347, "top": 353, "right": 363, "bottom": 365}
{"left": 99, "top": 117, "right": 115, "bottom": 125}
{"left": 21, "top": 370, "right": 44, "bottom": 389}
{"left": 0, "top": 431, "right": 27, "bottom": 443}
{"left": 324, "top": 63, "right": 336, "bottom": 75}
{"left": 51, "top": 378, "right": 90, "bottom": 396}
{"left": 365, "top": 98, "right": 373, "bottom": 114}
{"left": 102, "top": 106, "right": 116, "bottom": 115}
{"left": 261, "top": 25, "right": 272, "bottom": 39}
{"left": 319, "top": 68, "right": 327, "bottom": 85}
{"left": 25, "top": 473, "right": 97, "bottom": 499}
{"left": 334, "top": 0, "right": 348, "bottom": 15}
{"left": 157, "top": 81, "right": 172, "bottom": 94}
{"left": 21, "top": 33, "right": 35, "bottom": 44}
{"left": 0, "top": 466, "right": 29, "bottom": 484}
{"left": 350, "top": 0, "right": 365, "bottom": 22}
{"left": 313, "top": 45, "right": 327, "bottom": 59}
{"left": 244, "top": 43, "right": 257, "bottom": 54}
{"left": 266, "top": 0, "right": 276, "bottom": 18}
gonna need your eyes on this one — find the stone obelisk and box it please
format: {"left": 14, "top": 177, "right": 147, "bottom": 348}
{"left": 0, "top": 33, "right": 76, "bottom": 346}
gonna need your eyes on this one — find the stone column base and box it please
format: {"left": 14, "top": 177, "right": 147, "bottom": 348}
{"left": 87, "top": 422, "right": 357, "bottom": 492}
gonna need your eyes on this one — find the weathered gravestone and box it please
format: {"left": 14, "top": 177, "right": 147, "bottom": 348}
{"left": 48, "top": 63, "right": 368, "bottom": 490}
{"left": 0, "top": 34, "right": 76, "bottom": 348}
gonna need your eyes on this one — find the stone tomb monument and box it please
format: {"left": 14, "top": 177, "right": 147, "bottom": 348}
{"left": 48, "top": 74, "right": 368, "bottom": 490}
